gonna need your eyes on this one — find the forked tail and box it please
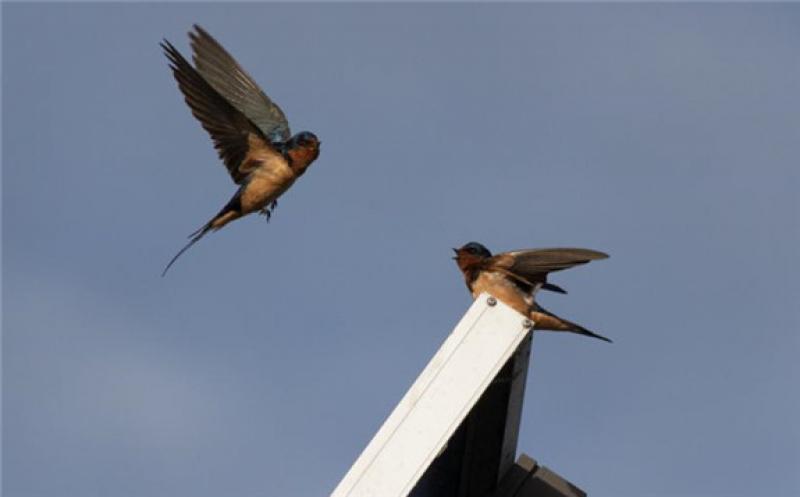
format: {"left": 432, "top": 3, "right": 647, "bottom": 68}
{"left": 566, "top": 322, "right": 613, "bottom": 343}
{"left": 531, "top": 303, "right": 613, "bottom": 343}
{"left": 161, "top": 222, "right": 213, "bottom": 277}
{"left": 161, "top": 190, "right": 243, "bottom": 276}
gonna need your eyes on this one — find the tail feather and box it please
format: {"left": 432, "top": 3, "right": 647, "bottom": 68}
{"left": 532, "top": 303, "right": 612, "bottom": 343}
{"left": 162, "top": 191, "right": 242, "bottom": 276}
{"left": 541, "top": 282, "right": 567, "bottom": 294}
{"left": 567, "top": 323, "right": 613, "bottom": 343}
{"left": 161, "top": 222, "right": 213, "bottom": 277}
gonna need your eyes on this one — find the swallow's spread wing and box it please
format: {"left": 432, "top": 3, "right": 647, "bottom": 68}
{"left": 189, "top": 25, "right": 291, "bottom": 144}
{"left": 494, "top": 248, "right": 608, "bottom": 279}
{"left": 162, "top": 40, "right": 279, "bottom": 184}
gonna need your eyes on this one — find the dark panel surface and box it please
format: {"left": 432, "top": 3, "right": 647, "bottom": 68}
{"left": 409, "top": 333, "right": 533, "bottom": 497}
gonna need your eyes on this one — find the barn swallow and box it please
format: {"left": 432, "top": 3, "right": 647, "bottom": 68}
{"left": 453, "top": 242, "right": 612, "bottom": 342}
{"left": 160, "top": 25, "right": 320, "bottom": 275}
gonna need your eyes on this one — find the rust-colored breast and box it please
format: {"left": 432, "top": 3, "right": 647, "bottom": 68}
{"left": 240, "top": 174, "right": 294, "bottom": 213}
{"left": 239, "top": 143, "right": 296, "bottom": 214}
{"left": 470, "top": 271, "right": 532, "bottom": 316}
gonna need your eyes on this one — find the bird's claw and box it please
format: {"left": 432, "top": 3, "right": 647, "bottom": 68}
{"left": 259, "top": 201, "right": 278, "bottom": 222}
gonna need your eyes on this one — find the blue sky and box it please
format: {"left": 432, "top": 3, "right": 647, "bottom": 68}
{"left": 3, "top": 3, "right": 798, "bottom": 497}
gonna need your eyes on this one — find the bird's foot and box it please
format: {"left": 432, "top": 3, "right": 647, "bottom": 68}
{"left": 259, "top": 201, "right": 278, "bottom": 222}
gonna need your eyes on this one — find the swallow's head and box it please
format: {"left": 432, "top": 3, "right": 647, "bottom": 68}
{"left": 452, "top": 242, "right": 492, "bottom": 271}
{"left": 293, "top": 131, "right": 319, "bottom": 148}
{"left": 286, "top": 131, "right": 321, "bottom": 172}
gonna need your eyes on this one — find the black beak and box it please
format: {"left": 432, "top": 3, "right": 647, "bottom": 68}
{"left": 451, "top": 248, "right": 459, "bottom": 260}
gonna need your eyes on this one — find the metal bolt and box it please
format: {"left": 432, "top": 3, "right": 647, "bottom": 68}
{"left": 487, "top": 296, "right": 497, "bottom": 306}
{"left": 522, "top": 319, "right": 533, "bottom": 329}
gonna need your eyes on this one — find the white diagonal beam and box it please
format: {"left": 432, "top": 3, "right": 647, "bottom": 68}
{"left": 331, "top": 293, "right": 531, "bottom": 497}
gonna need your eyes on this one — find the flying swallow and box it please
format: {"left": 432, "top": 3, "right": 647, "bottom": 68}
{"left": 160, "top": 25, "right": 320, "bottom": 275}
{"left": 453, "top": 242, "right": 612, "bottom": 342}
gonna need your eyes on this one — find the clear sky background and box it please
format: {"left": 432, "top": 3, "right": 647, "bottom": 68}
{"left": 3, "top": 3, "right": 798, "bottom": 497}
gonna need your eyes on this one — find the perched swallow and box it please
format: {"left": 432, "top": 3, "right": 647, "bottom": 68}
{"left": 160, "top": 25, "right": 320, "bottom": 275}
{"left": 453, "top": 242, "right": 612, "bottom": 342}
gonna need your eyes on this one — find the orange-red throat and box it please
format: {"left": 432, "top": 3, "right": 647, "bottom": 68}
{"left": 453, "top": 248, "right": 484, "bottom": 274}
{"left": 286, "top": 132, "right": 320, "bottom": 175}
{"left": 453, "top": 242, "right": 492, "bottom": 272}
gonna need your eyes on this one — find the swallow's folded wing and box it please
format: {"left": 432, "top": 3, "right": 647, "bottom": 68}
{"left": 495, "top": 248, "right": 609, "bottom": 278}
{"left": 189, "top": 25, "right": 291, "bottom": 144}
{"left": 162, "top": 40, "right": 277, "bottom": 184}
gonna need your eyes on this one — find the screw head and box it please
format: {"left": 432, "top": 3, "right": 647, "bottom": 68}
{"left": 487, "top": 296, "right": 497, "bottom": 306}
{"left": 523, "top": 319, "right": 533, "bottom": 329}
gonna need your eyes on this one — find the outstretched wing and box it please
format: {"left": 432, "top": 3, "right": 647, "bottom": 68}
{"left": 493, "top": 247, "right": 609, "bottom": 280}
{"left": 189, "top": 25, "right": 291, "bottom": 143}
{"left": 162, "top": 39, "right": 274, "bottom": 184}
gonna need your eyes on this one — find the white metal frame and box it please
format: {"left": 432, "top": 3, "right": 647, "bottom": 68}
{"left": 331, "top": 293, "right": 531, "bottom": 497}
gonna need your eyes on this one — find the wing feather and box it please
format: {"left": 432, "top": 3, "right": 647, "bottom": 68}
{"left": 189, "top": 25, "right": 291, "bottom": 143}
{"left": 494, "top": 248, "right": 608, "bottom": 278}
{"left": 162, "top": 39, "right": 271, "bottom": 184}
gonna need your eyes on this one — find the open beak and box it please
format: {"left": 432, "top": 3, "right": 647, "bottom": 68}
{"left": 451, "top": 248, "right": 459, "bottom": 260}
